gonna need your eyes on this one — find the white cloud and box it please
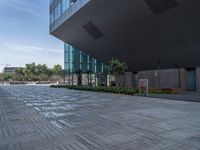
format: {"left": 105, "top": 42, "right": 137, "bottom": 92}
{"left": 2, "top": 43, "right": 41, "bottom": 52}
{"left": 1, "top": 42, "right": 62, "bottom": 53}
{"left": 0, "top": 16, "right": 26, "bottom": 25}
{"left": 12, "top": 45, "right": 43, "bottom": 52}
{"left": 0, "top": 0, "right": 46, "bottom": 17}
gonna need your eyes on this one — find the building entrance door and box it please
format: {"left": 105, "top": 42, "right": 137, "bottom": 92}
{"left": 77, "top": 74, "right": 82, "bottom": 85}
{"left": 186, "top": 68, "right": 196, "bottom": 91}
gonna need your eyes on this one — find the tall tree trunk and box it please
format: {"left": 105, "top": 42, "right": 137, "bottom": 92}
{"left": 115, "top": 74, "right": 119, "bottom": 87}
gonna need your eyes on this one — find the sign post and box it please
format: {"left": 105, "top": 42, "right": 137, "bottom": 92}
{"left": 139, "top": 79, "right": 149, "bottom": 97}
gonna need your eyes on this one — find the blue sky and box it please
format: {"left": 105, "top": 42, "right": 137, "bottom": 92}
{"left": 0, "top": 0, "right": 63, "bottom": 71}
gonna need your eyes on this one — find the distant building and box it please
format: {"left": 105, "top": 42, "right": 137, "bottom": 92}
{"left": 3, "top": 67, "right": 18, "bottom": 74}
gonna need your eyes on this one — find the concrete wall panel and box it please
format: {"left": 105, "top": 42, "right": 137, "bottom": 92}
{"left": 137, "top": 68, "right": 185, "bottom": 89}
{"left": 196, "top": 67, "right": 200, "bottom": 92}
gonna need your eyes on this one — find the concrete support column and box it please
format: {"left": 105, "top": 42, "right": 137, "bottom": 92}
{"left": 119, "top": 75, "right": 125, "bottom": 87}
{"left": 196, "top": 67, "right": 200, "bottom": 92}
{"left": 118, "top": 72, "right": 134, "bottom": 87}
{"left": 179, "top": 68, "right": 186, "bottom": 90}
{"left": 134, "top": 73, "right": 138, "bottom": 88}
{"left": 124, "top": 72, "right": 134, "bottom": 88}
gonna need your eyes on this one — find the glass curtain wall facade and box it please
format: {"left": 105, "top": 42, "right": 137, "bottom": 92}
{"left": 64, "top": 43, "right": 108, "bottom": 86}
{"left": 50, "top": 0, "right": 108, "bottom": 86}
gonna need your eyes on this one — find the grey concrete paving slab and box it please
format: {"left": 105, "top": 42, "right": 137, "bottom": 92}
{"left": 149, "top": 92, "right": 200, "bottom": 103}
{"left": 0, "top": 85, "right": 200, "bottom": 150}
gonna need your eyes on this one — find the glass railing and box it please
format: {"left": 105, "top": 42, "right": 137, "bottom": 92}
{"left": 50, "top": 0, "right": 90, "bottom": 31}
{"left": 50, "top": 0, "right": 71, "bottom": 25}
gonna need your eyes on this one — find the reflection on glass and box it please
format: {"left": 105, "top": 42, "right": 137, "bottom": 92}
{"left": 50, "top": 0, "right": 80, "bottom": 25}
{"left": 64, "top": 43, "right": 108, "bottom": 74}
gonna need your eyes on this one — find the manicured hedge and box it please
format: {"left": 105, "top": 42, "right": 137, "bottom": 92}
{"left": 50, "top": 85, "right": 182, "bottom": 95}
{"left": 50, "top": 85, "right": 136, "bottom": 95}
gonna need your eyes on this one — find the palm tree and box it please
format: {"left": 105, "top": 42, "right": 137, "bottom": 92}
{"left": 108, "top": 58, "right": 128, "bottom": 87}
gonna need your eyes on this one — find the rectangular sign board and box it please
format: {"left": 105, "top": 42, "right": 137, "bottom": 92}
{"left": 139, "top": 79, "right": 149, "bottom": 96}
{"left": 139, "top": 79, "right": 148, "bottom": 88}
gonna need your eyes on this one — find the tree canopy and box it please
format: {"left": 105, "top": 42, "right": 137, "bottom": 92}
{"left": 0, "top": 63, "right": 64, "bottom": 82}
{"left": 52, "top": 64, "right": 62, "bottom": 75}
{"left": 108, "top": 58, "right": 128, "bottom": 86}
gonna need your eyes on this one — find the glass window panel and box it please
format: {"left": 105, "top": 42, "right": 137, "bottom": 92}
{"left": 50, "top": 10, "right": 55, "bottom": 24}
{"left": 64, "top": 43, "right": 108, "bottom": 74}
{"left": 62, "top": 0, "right": 70, "bottom": 13}
{"left": 96, "top": 60, "right": 102, "bottom": 73}
{"left": 55, "top": 3, "right": 61, "bottom": 20}
{"left": 81, "top": 53, "right": 88, "bottom": 72}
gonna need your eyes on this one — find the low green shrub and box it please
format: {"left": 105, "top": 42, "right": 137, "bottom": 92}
{"left": 50, "top": 85, "right": 182, "bottom": 95}
{"left": 50, "top": 85, "right": 136, "bottom": 95}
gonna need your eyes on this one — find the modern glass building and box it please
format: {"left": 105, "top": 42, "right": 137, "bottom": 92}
{"left": 50, "top": 0, "right": 200, "bottom": 91}
{"left": 50, "top": 0, "right": 108, "bottom": 85}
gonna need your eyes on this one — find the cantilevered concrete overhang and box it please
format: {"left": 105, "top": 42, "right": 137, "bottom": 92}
{"left": 50, "top": 0, "right": 200, "bottom": 71}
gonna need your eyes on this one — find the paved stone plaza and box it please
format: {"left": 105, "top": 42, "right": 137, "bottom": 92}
{"left": 0, "top": 85, "right": 200, "bottom": 150}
